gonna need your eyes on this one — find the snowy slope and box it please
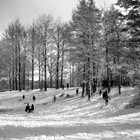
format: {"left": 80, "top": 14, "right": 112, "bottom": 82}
{"left": 0, "top": 87, "right": 140, "bottom": 140}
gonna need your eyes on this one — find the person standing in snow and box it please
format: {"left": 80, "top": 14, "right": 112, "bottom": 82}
{"left": 62, "top": 85, "right": 65, "bottom": 90}
{"left": 53, "top": 95, "right": 56, "bottom": 102}
{"left": 81, "top": 90, "right": 84, "bottom": 98}
{"left": 76, "top": 88, "right": 79, "bottom": 95}
{"left": 99, "top": 88, "right": 102, "bottom": 96}
{"left": 22, "top": 95, "right": 25, "bottom": 100}
{"left": 67, "top": 83, "right": 69, "bottom": 89}
{"left": 33, "top": 95, "right": 36, "bottom": 102}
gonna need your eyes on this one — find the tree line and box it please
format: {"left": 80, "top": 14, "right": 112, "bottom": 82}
{"left": 0, "top": 0, "right": 140, "bottom": 98}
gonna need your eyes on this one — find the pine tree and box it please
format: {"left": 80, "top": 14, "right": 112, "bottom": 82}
{"left": 116, "top": 0, "right": 140, "bottom": 86}
{"left": 71, "top": 0, "right": 101, "bottom": 99}
{"left": 116, "top": 0, "right": 140, "bottom": 49}
{"left": 101, "top": 6, "right": 126, "bottom": 94}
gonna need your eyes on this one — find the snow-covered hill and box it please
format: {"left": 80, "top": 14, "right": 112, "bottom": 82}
{"left": 0, "top": 87, "right": 140, "bottom": 140}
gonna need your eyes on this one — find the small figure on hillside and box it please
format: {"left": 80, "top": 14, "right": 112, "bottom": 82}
{"left": 33, "top": 95, "right": 36, "bottom": 102}
{"left": 30, "top": 104, "right": 34, "bottom": 112}
{"left": 62, "top": 85, "right": 65, "bottom": 90}
{"left": 67, "top": 83, "right": 69, "bottom": 89}
{"left": 65, "top": 94, "right": 74, "bottom": 98}
{"left": 102, "top": 87, "right": 111, "bottom": 106}
{"left": 53, "top": 95, "right": 56, "bottom": 102}
{"left": 25, "top": 103, "right": 30, "bottom": 113}
{"left": 76, "top": 88, "right": 79, "bottom": 95}
{"left": 99, "top": 89, "right": 102, "bottom": 96}
{"left": 22, "top": 95, "right": 25, "bottom": 100}
{"left": 81, "top": 90, "right": 84, "bottom": 98}
{"left": 59, "top": 93, "right": 64, "bottom": 97}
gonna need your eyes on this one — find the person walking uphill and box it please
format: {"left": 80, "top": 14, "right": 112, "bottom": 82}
{"left": 102, "top": 87, "right": 111, "bottom": 106}
{"left": 67, "top": 83, "right": 69, "bottom": 89}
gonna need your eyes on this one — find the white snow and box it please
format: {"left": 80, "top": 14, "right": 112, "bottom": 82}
{"left": 0, "top": 87, "right": 140, "bottom": 139}
{"left": 9, "top": 129, "right": 140, "bottom": 140}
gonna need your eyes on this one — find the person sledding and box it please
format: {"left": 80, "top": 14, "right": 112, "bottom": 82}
{"left": 30, "top": 104, "right": 34, "bottom": 112}
{"left": 25, "top": 103, "right": 34, "bottom": 113}
{"left": 25, "top": 103, "right": 30, "bottom": 113}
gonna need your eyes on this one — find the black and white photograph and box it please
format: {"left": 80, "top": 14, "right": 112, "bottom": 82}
{"left": 0, "top": 0, "right": 140, "bottom": 139}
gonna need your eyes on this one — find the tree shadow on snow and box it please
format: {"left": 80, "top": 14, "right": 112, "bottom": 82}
{"left": 125, "top": 94, "right": 140, "bottom": 109}
{"left": 0, "top": 108, "right": 13, "bottom": 114}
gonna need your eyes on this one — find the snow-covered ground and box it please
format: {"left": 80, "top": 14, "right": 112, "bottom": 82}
{"left": 0, "top": 87, "right": 140, "bottom": 140}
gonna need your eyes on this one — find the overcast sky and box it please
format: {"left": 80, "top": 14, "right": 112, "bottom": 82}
{"left": 0, "top": 0, "right": 117, "bottom": 37}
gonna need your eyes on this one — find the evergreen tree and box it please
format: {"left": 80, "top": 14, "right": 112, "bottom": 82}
{"left": 116, "top": 0, "right": 140, "bottom": 51}
{"left": 101, "top": 6, "right": 125, "bottom": 94}
{"left": 116, "top": 0, "right": 140, "bottom": 86}
{"left": 70, "top": 0, "right": 101, "bottom": 99}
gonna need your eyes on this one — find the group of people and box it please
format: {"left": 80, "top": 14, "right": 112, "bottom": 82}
{"left": 53, "top": 88, "right": 79, "bottom": 103}
{"left": 25, "top": 103, "right": 34, "bottom": 113}
{"left": 54, "top": 86, "right": 110, "bottom": 106}
{"left": 24, "top": 85, "right": 110, "bottom": 114}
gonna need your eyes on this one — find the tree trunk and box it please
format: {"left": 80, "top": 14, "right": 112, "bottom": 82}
{"left": 22, "top": 42, "right": 27, "bottom": 90}
{"left": 60, "top": 41, "right": 64, "bottom": 88}
{"left": 40, "top": 68, "right": 44, "bottom": 90}
{"left": 44, "top": 41, "right": 47, "bottom": 91}
{"left": 22, "top": 64, "right": 25, "bottom": 90}
{"left": 50, "top": 73, "right": 53, "bottom": 88}
{"left": 12, "top": 39, "right": 15, "bottom": 90}
{"left": 70, "top": 62, "right": 72, "bottom": 87}
{"left": 39, "top": 55, "right": 41, "bottom": 89}
{"left": 12, "top": 68, "right": 15, "bottom": 90}
{"left": 56, "top": 42, "right": 60, "bottom": 89}
{"left": 31, "top": 38, "right": 34, "bottom": 90}
{"left": 116, "top": 31, "right": 121, "bottom": 95}
{"left": 72, "top": 61, "right": 75, "bottom": 87}
{"left": 82, "top": 62, "right": 86, "bottom": 95}
{"left": 118, "top": 75, "right": 121, "bottom": 95}
{"left": 15, "top": 42, "right": 18, "bottom": 90}
{"left": 105, "top": 40, "right": 110, "bottom": 92}
{"left": 9, "top": 74, "right": 12, "bottom": 90}
{"left": 18, "top": 41, "right": 21, "bottom": 91}
{"left": 86, "top": 57, "right": 91, "bottom": 100}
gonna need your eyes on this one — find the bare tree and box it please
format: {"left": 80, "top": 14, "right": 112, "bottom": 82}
{"left": 28, "top": 21, "right": 38, "bottom": 90}
{"left": 37, "top": 14, "right": 53, "bottom": 91}
{"left": 4, "top": 19, "right": 25, "bottom": 91}
{"left": 53, "top": 19, "right": 63, "bottom": 89}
